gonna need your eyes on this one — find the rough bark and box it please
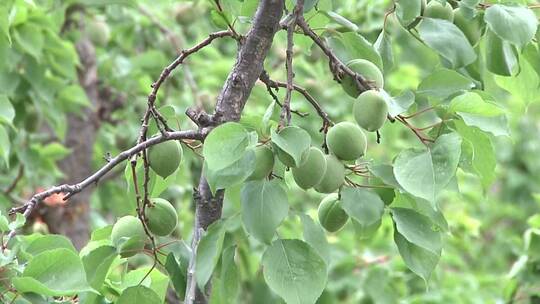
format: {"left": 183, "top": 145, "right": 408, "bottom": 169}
{"left": 185, "top": 1, "right": 284, "bottom": 303}
{"left": 42, "top": 38, "right": 100, "bottom": 250}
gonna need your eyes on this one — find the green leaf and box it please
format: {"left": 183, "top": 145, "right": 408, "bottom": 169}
{"left": 369, "top": 163, "right": 403, "bottom": 190}
{"left": 300, "top": 214, "right": 330, "bottom": 265}
{"left": 165, "top": 253, "right": 186, "bottom": 299}
{"left": 393, "top": 133, "right": 462, "bottom": 202}
{"left": 0, "top": 125, "right": 10, "bottom": 166}
{"left": 418, "top": 18, "right": 477, "bottom": 68}
{"left": 117, "top": 286, "right": 161, "bottom": 304}
{"left": 391, "top": 208, "right": 442, "bottom": 254}
{"left": 196, "top": 220, "right": 226, "bottom": 289}
{"left": 0, "top": 95, "right": 14, "bottom": 125}
{"left": 459, "top": 113, "right": 509, "bottom": 137}
{"left": 13, "top": 23, "right": 44, "bottom": 61}
{"left": 327, "top": 32, "right": 383, "bottom": 71}
{"left": 325, "top": 12, "right": 358, "bottom": 32}
{"left": 352, "top": 219, "right": 382, "bottom": 240}
{"left": 340, "top": 187, "right": 385, "bottom": 226}
{"left": 12, "top": 248, "right": 91, "bottom": 296}
{"left": 204, "top": 148, "right": 256, "bottom": 193}
{"left": 8, "top": 213, "right": 26, "bottom": 230}
{"left": 203, "top": 122, "right": 253, "bottom": 171}
{"left": 81, "top": 245, "right": 117, "bottom": 290}
{"left": 0, "top": 6, "right": 10, "bottom": 44}
{"left": 241, "top": 180, "right": 289, "bottom": 244}
{"left": 219, "top": 246, "right": 240, "bottom": 303}
{"left": 121, "top": 267, "right": 169, "bottom": 302}
{"left": 374, "top": 30, "right": 394, "bottom": 73}
{"left": 417, "top": 69, "right": 474, "bottom": 100}
{"left": 484, "top": 4, "right": 538, "bottom": 48}
{"left": 485, "top": 29, "right": 518, "bottom": 76}
{"left": 454, "top": 120, "right": 496, "bottom": 188}
{"left": 494, "top": 59, "right": 540, "bottom": 108}
{"left": 25, "top": 234, "right": 77, "bottom": 257}
{"left": 381, "top": 90, "right": 414, "bottom": 117}
{"left": 262, "top": 239, "right": 327, "bottom": 304}
{"left": 394, "top": 230, "right": 440, "bottom": 282}
{"left": 395, "top": 0, "right": 422, "bottom": 26}
{"left": 449, "top": 92, "right": 504, "bottom": 116}
{"left": 271, "top": 126, "right": 311, "bottom": 167}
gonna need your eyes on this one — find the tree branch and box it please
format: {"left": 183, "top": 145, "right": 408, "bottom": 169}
{"left": 185, "top": 1, "right": 284, "bottom": 303}
{"left": 3, "top": 129, "right": 204, "bottom": 249}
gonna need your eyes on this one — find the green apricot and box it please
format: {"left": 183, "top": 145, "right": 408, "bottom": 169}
{"left": 424, "top": 1, "right": 454, "bottom": 22}
{"left": 341, "top": 59, "right": 384, "bottom": 98}
{"left": 248, "top": 145, "right": 275, "bottom": 180}
{"left": 354, "top": 90, "right": 388, "bottom": 132}
{"left": 326, "top": 122, "right": 367, "bottom": 161}
{"left": 317, "top": 193, "right": 349, "bottom": 232}
{"left": 87, "top": 20, "right": 110, "bottom": 47}
{"left": 292, "top": 147, "right": 327, "bottom": 189}
{"left": 148, "top": 140, "right": 183, "bottom": 178}
{"left": 453, "top": 9, "right": 483, "bottom": 46}
{"left": 145, "top": 198, "right": 178, "bottom": 236}
{"left": 111, "top": 216, "right": 146, "bottom": 257}
{"left": 174, "top": 3, "right": 197, "bottom": 25}
{"left": 24, "top": 107, "right": 41, "bottom": 132}
{"left": 314, "top": 155, "right": 345, "bottom": 194}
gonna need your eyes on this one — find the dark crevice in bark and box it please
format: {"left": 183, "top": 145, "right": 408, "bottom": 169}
{"left": 185, "top": 1, "right": 285, "bottom": 303}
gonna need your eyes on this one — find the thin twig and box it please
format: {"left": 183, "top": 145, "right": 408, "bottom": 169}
{"left": 260, "top": 72, "right": 333, "bottom": 126}
{"left": 3, "top": 165, "right": 24, "bottom": 195}
{"left": 2, "top": 130, "right": 203, "bottom": 250}
{"left": 279, "top": 0, "right": 304, "bottom": 127}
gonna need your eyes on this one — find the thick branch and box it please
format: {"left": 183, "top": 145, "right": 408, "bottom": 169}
{"left": 185, "top": 1, "right": 284, "bottom": 303}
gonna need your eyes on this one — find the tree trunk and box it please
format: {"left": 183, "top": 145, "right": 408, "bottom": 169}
{"left": 185, "top": 1, "right": 284, "bottom": 303}
{"left": 42, "top": 38, "right": 100, "bottom": 250}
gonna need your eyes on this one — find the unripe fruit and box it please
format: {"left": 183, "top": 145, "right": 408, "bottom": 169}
{"left": 148, "top": 140, "right": 183, "bottom": 178}
{"left": 24, "top": 107, "right": 41, "bottom": 133}
{"left": 341, "top": 59, "right": 384, "bottom": 98}
{"left": 318, "top": 193, "right": 349, "bottom": 232}
{"left": 424, "top": 1, "right": 454, "bottom": 21}
{"left": 326, "top": 122, "right": 367, "bottom": 161}
{"left": 87, "top": 20, "right": 110, "bottom": 47}
{"left": 247, "top": 145, "right": 275, "bottom": 180}
{"left": 111, "top": 216, "right": 146, "bottom": 257}
{"left": 453, "top": 9, "right": 483, "bottom": 46}
{"left": 314, "top": 155, "right": 345, "bottom": 193}
{"left": 174, "top": 3, "right": 197, "bottom": 25}
{"left": 145, "top": 198, "right": 178, "bottom": 236}
{"left": 354, "top": 90, "right": 388, "bottom": 132}
{"left": 292, "top": 147, "right": 327, "bottom": 189}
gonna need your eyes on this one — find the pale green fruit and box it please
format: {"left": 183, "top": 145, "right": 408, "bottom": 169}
{"left": 111, "top": 216, "right": 146, "bottom": 257}
{"left": 146, "top": 198, "right": 178, "bottom": 236}
{"left": 292, "top": 147, "right": 327, "bottom": 189}
{"left": 424, "top": 1, "right": 454, "bottom": 21}
{"left": 247, "top": 145, "right": 275, "bottom": 180}
{"left": 453, "top": 9, "right": 483, "bottom": 46}
{"left": 87, "top": 20, "right": 110, "bottom": 47}
{"left": 318, "top": 193, "right": 349, "bottom": 232}
{"left": 326, "top": 122, "right": 367, "bottom": 161}
{"left": 354, "top": 90, "right": 388, "bottom": 132}
{"left": 341, "top": 59, "right": 384, "bottom": 98}
{"left": 148, "top": 140, "right": 183, "bottom": 178}
{"left": 314, "top": 155, "right": 345, "bottom": 193}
